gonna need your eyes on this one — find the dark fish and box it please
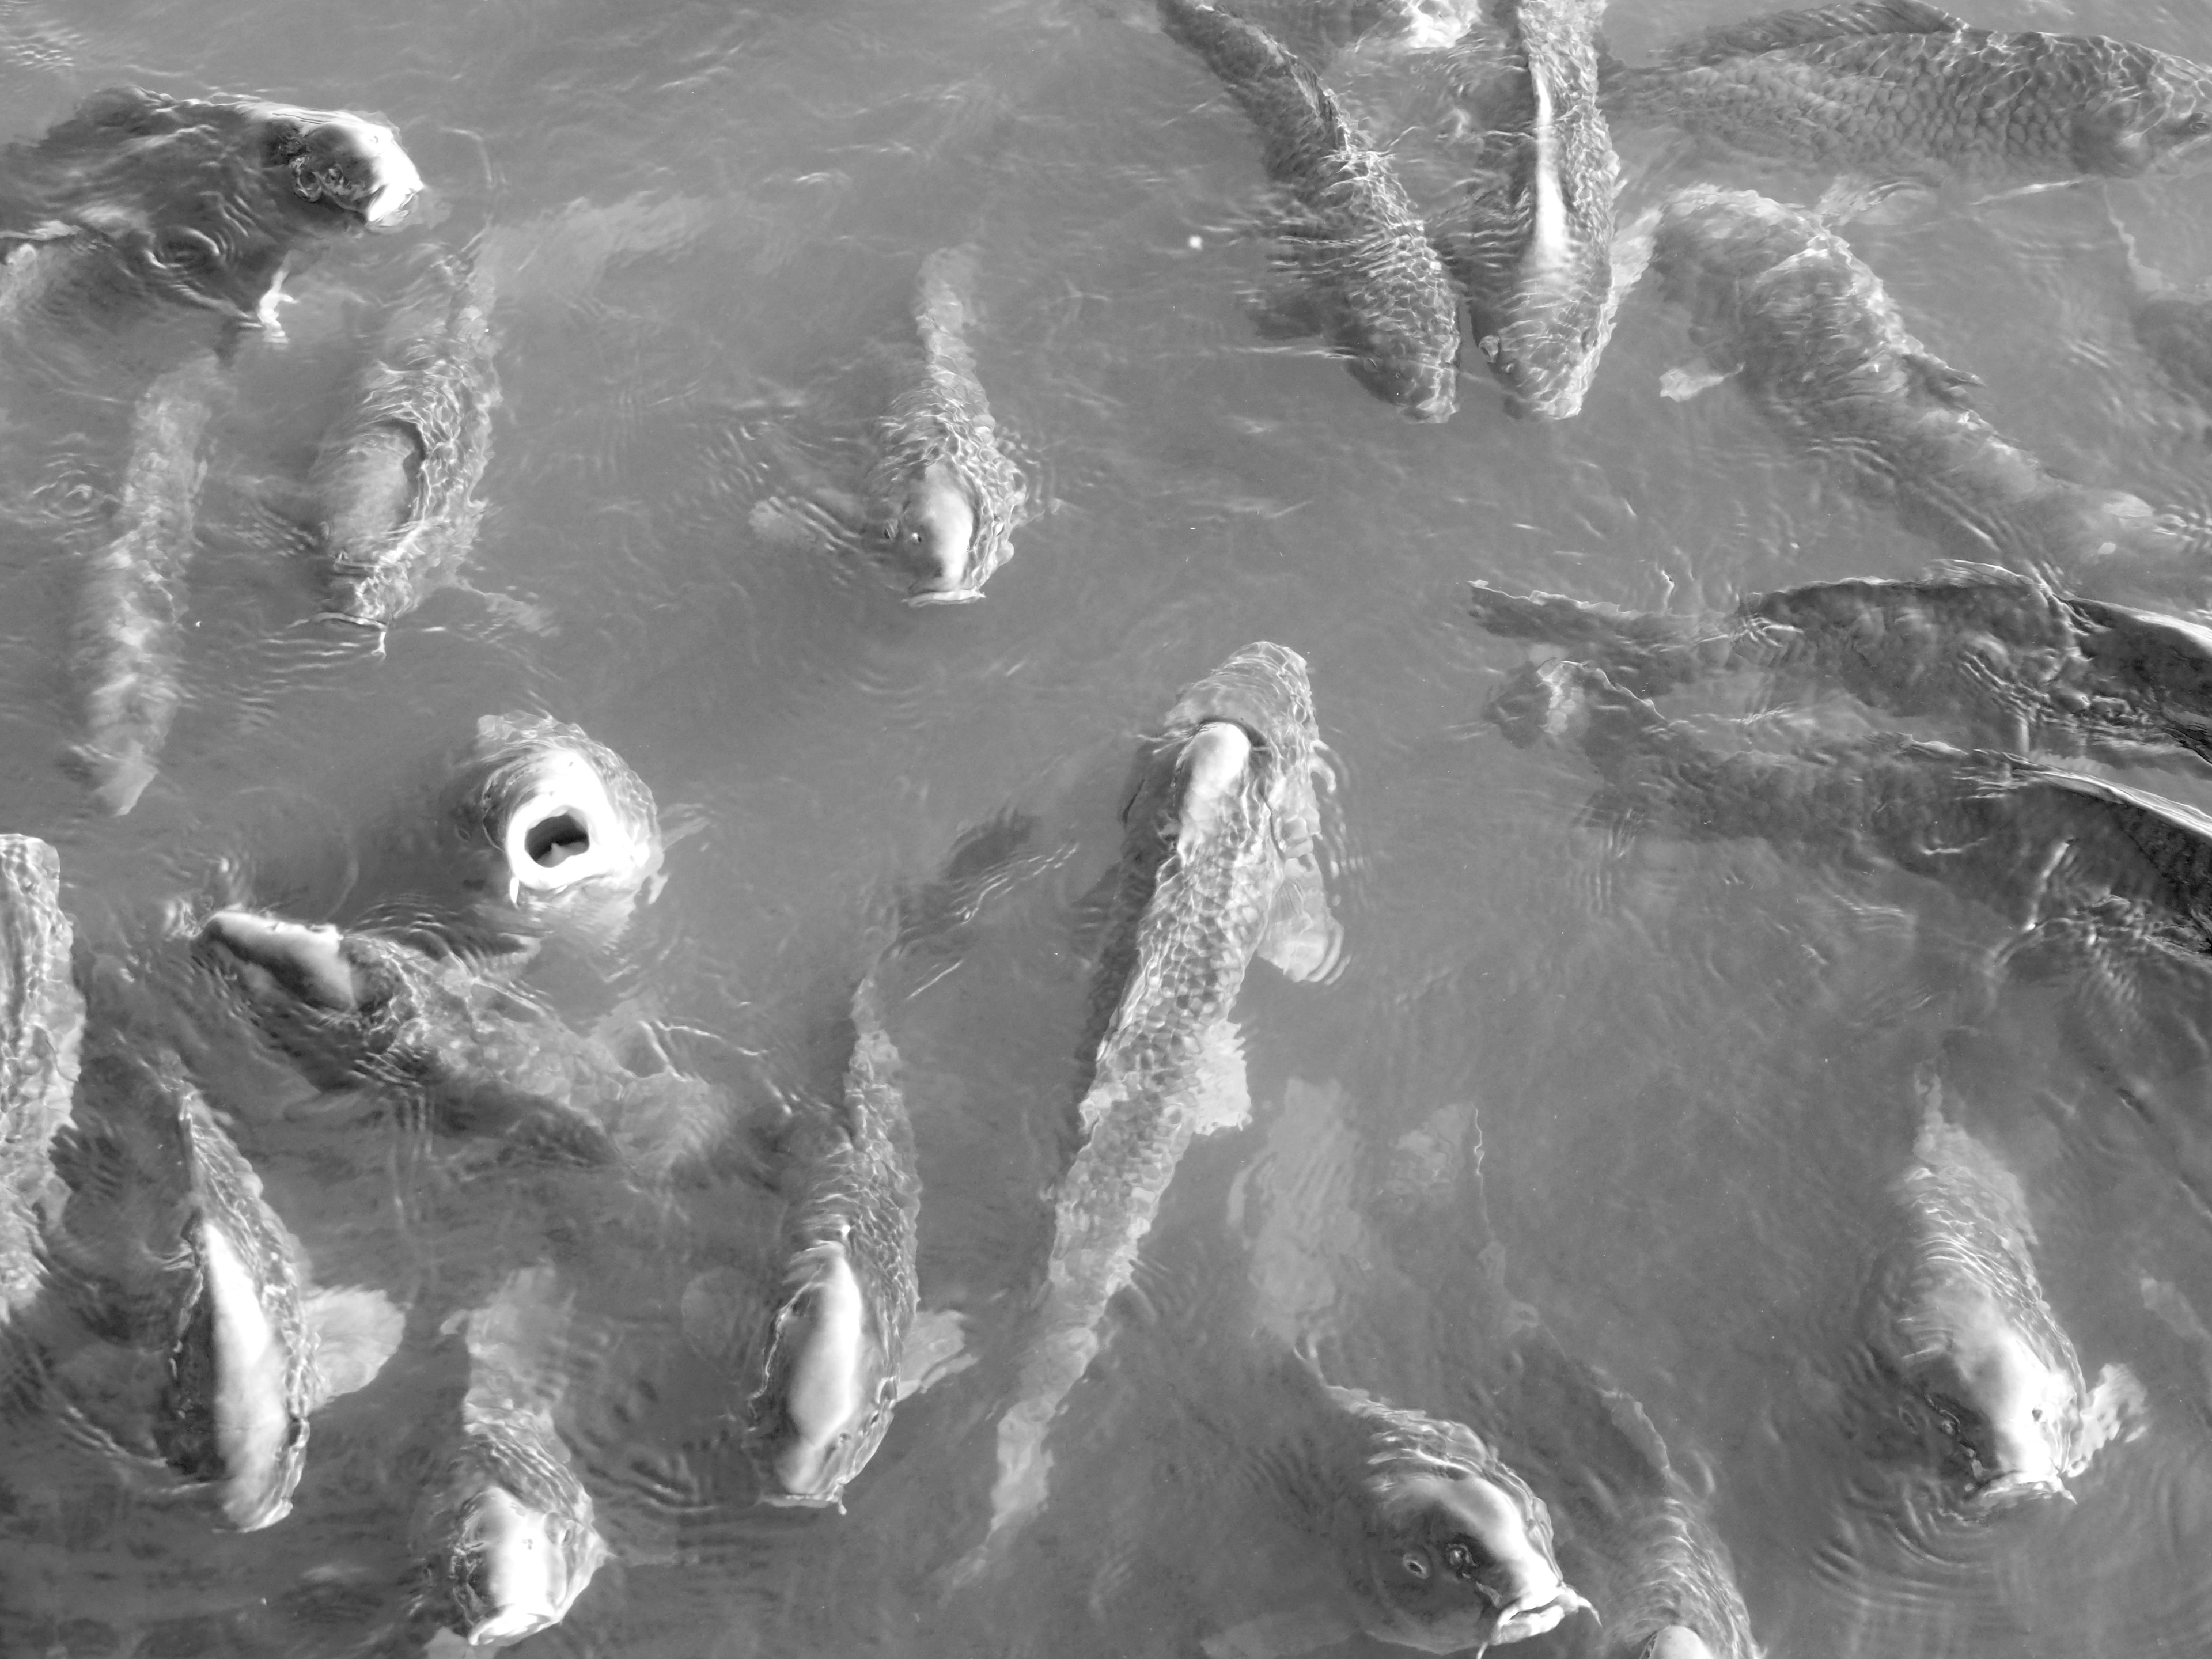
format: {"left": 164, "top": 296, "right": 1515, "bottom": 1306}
{"left": 414, "top": 1266, "right": 607, "bottom": 1647}
{"left": 1469, "top": 564, "right": 2212, "bottom": 771}
{"left": 0, "top": 835, "right": 81, "bottom": 1325}
{"left": 1605, "top": 1, "right": 2212, "bottom": 187}
{"left": 1650, "top": 185, "right": 2197, "bottom": 582}
{"left": 1440, "top": 0, "right": 1623, "bottom": 419}
{"left": 313, "top": 252, "right": 498, "bottom": 628}
{"left": 196, "top": 911, "right": 724, "bottom": 1169}
{"left": 954, "top": 642, "right": 1340, "bottom": 1577}
{"left": 861, "top": 247, "right": 1025, "bottom": 604}
{"left": 154, "top": 1063, "right": 400, "bottom": 1530}
{"left": 2110, "top": 206, "right": 2212, "bottom": 416}
{"left": 1, "top": 85, "right": 422, "bottom": 321}
{"left": 1547, "top": 664, "right": 2212, "bottom": 964}
{"left": 445, "top": 712, "right": 664, "bottom": 951}
{"left": 1159, "top": 0, "right": 1461, "bottom": 420}
{"left": 1868, "top": 1077, "right": 2138, "bottom": 1508}
{"left": 70, "top": 353, "right": 222, "bottom": 815}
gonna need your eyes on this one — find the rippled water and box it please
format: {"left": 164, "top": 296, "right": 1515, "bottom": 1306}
{"left": 11, "top": 0, "right": 2212, "bottom": 1653}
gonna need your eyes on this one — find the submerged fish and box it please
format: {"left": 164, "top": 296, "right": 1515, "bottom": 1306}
{"left": 70, "top": 352, "right": 222, "bottom": 815}
{"left": 154, "top": 1064, "right": 400, "bottom": 1530}
{"left": 1604, "top": 1, "right": 2212, "bottom": 188}
{"left": 197, "top": 911, "right": 724, "bottom": 1169}
{"left": 1440, "top": 0, "right": 1622, "bottom": 419}
{"left": 2, "top": 85, "right": 421, "bottom": 321}
{"left": 861, "top": 247, "right": 1025, "bottom": 604}
{"left": 415, "top": 1266, "right": 607, "bottom": 1648}
{"left": 0, "top": 835, "right": 81, "bottom": 1327}
{"left": 2110, "top": 206, "right": 2212, "bottom": 417}
{"left": 1650, "top": 185, "right": 2197, "bottom": 583}
{"left": 1868, "top": 1077, "right": 2137, "bottom": 1508}
{"left": 1469, "top": 564, "right": 2212, "bottom": 771}
{"left": 446, "top": 712, "right": 664, "bottom": 951}
{"left": 1160, "top": 0, "right": 1461, "bottom": 420}
{"left": 955, "top": 642, "right": 1340, "bottom": 1577}
{"left": 313, "top": 252, "right": 499, "bottom": 628}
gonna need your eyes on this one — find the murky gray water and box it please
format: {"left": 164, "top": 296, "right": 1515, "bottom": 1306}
{"left": 10, "top": 0, "right": 2212, "bottom": 1653}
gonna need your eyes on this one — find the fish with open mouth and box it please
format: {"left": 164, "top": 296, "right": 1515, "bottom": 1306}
{"left": 1603, "top": 2, "right": 2212, "bottom": 189}
{"left": 1867, "top": 1076, "right": 2139, "bottom": 1510}
{"left": 950, "top": 641, "right": 1340, "bottom": 1580}
{"left": 313, "top": 250, "right": 499, "bottom": 631}
{"left": 861, "top": 247, "right": 1027, "bottom": 605}
{"left": 1159, "top": 0, "right": 1461, "bottom": 420}
{"left": 196, "top": 910, "right": 724, "bottom": 1169}
{"left": 0, "top": 835, "right": 82, "bottom": 1330}
{"left": 1649, "top": 184, "right": 2198, "bottom": 589}
{"left": 1469, "top": 564, "right": 2212, "bottom": 771}
{"left": 445, "top": 712, "right": 664, "bottom": 952}
{"left": 1439, "top": 0, "right": 1624, "bottom": 420}
{"left": 414, "top": 1265, "right": 608, "bottom": 1648}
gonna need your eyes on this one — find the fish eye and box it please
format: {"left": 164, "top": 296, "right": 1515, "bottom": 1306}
{"left": 2184, "top": 112, "right": 2212, "bottom": 136}
{"left": 1400, "top": 1552, "right": 1430, "bottom": 1581}
{"left": 1442, "top": 1540, "right": 1479, "bottom": 1580}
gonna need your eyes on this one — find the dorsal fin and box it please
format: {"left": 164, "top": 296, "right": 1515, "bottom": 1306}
{"left": 1658, "top": 1, "right": 1964, "bottom": 67}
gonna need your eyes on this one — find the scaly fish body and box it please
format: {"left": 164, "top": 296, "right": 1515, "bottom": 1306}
{"left": 315, "top": 253, "right": 498, "bottom": 628}
{"left": 1651, "top": 185, "right": 2196, "bottom": 580}
{"left": 1469, "top": 565, "right": 2212, "bottom": 770}
{"left": 963, "top": 642, "right": 1338, "bottom": 1571}
{"left": 72, "top": 353, "right": 220, "bottom": 815}
{"left": 1607, "top": 2, "right": 2212, "bottom": 185}
{"left": 862, "top": 247, "right": 1025, "bottom": 604}
{"left": 1160, "top": 0, "right": 1460, "bottom": 420}
{"left": 0, "top": 836, "right": 80, "bottom": 1325}
{"left": 1444, "top": 0, "right": 1621, "bottom": 419}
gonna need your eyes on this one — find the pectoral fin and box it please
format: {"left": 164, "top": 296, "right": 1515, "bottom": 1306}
{"left": 1190, "top": 1019, "right": 1253, "bottom": 1137}
{"left": 896, "top": 1308, "right": 975, "bottom": 1400}
{"left": 1660, "top": 364, "right": 1731, "bottom": 402}
{"left": 1257, "top": 854, "right": 1341, "bottom": 983}
{"left": 301, "top": 1285, "right": 402, "bottom": 1410}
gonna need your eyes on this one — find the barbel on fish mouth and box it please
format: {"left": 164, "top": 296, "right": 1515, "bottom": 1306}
{"left": 414, "top": 1266, "right": 607, "bottom": 1648}
{"left": 1470, "top": 563, "right": 2212, "bottom": 771}
{"left": 0, "top": 836, "right": 81, "bottom": 1328}
{"left": 1867, "top": 1077, "right": 2137, "bottom": 1509}
{"left": 312, "top": 252, "right": 498, "bottom": 629}
{"left": 70, "top": 352, "right": 222, "bottom": 816}
{"left": 446, "top": 712, "right": 664, "bottom": 952}
{"left": 1158, "top": 0, "right": 1461, "bottom": 420}
{"left": 151, "top": 1062, "right": 400, "bottom": 1530}
{"left": 1603, "top": 1, "right": 2212, "bottom": 188}
{"left": 196, "top": 910, "right": 724, "bottom": 1170}
{"left": 1649, "top": 184, "right": 2198, "bottom": 585}
{"left": 1437, "top": 0, "right": 1622, "bottom": 419}
{"left": 861, "top": 247, "right": 1025, "bottom": 604}
{"left": 952, "top": 642, "right": 1341, "bottom": 1579}
{"left": 2, "top": 85, "right": 422, "bottom": 322}
{"left": 1539, "top": 663, "right": 2212, "bottom": 964}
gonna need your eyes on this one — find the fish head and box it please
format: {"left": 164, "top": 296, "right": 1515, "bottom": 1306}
{"left": 441, "top": 1483, "right": 607, "bottom": 1647}
{"left": 745, "top": 1240, "right": 899, "bottom": 1507}
{"left": 1479, "top": 309, "right": 1602, "bottom": 423}
{"left": 2081, "top": 54, "right": 2212, "bottom": 176}
{"left": 1638, "top": 1627, "right": 1718, "bottom": 1659}
{"left": 1138, "top": 642, "right": 1325, "bottom": 859}
{"left": 198, "top": 910, "right": 365, "bottom": 1015}
{"left": 1340, "top": 323, "right": 1459, "bottom": 423}
{"left": 459, "top": 714, "right": 665, "bottom": 946}
{"left": 885, "top": 459, "right": 982, "bottom": 603}
{"left": 1923, "top": 1319, "right": 2078, "bottom": 1508}
{"left": 252, "top": 103, "right": 423, "bottom": 225}
{"left": 1345, "top": 1467, "right": 1592, "bottom": 1652}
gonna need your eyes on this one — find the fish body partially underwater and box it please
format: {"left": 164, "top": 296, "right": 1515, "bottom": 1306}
{"left": 1604, "top": 1, "right": 2212, "bottom": 188}
{"left": 1160, "top": 0, "right": 1461, "bottom": 420}
{"left": 70, "top": 352, "right": 222, "bottom": 815}
{"left": 1868, "top": 1078, "right": 2137, "bottom": 1508}
{"left": 312, "top": 252, "right": 499, "bottom": 629}
{"left": 861, "top": 247, "right": 1026, "bottom": 604}
{"left": 197, "top": 911, "right": 724, "bottom": 1171}
{"left": 955, "top": 642, "right": 1340, "bottom": 1577}
{"left": 414, "top": 1266, "right": 607, "bottom": 1648}
{"left": 1469, "top": 564, "right": 2212, "bottom": 771}
{"left": 1, "top": 85, "right": 421, "bottom": 323}
{"left": 445, "top": 712, "right": 664, "bottom": 952}
{"left": 0, "top": 836, "right": 82, "bottom": 1327}
{"left": 1440, "top": 0, "right": 1622, "bottom": 419}
{"left": 152, "top": 1063, "right": 400, "bottom": 1530}
{"left": 1650, "top": 185, "right": 2196, "bottom": 584}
